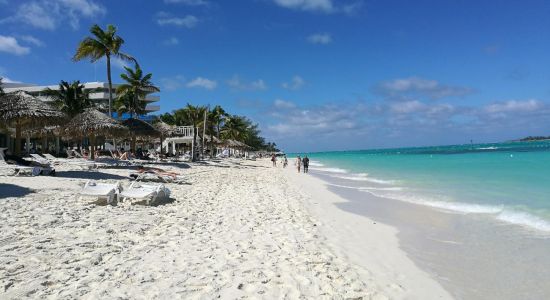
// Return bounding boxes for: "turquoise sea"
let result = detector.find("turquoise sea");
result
[291,141,550,233]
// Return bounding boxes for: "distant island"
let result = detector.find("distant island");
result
[517,136,550,142]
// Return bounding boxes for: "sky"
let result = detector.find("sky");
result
[1,0,550,152]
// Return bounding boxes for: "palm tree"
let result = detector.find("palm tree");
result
[115,64,159,118]
[73,24,135,117]
[221,115,249,141]
[44,80,92,118]
[210,105,227,139]
[181,104,206,160]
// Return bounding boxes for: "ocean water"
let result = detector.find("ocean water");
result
[291,141,550,233]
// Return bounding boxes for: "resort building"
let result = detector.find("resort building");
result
[3,81,161,117]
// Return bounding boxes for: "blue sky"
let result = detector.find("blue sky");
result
[1,0,550,152]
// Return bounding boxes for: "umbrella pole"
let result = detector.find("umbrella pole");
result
[90,134,96,160]
[55,136,60,156]
[131,135,136,153]
[26,135,31,155]
[15,121,21,156]
[42,135,47,153]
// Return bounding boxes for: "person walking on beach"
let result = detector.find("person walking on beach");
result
[283,155,288,168]
[296,155,302,173]
[302,155,310,173]
[271,154,277,167]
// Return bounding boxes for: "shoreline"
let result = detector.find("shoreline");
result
[282,165,452,299]
[299,165,550,299]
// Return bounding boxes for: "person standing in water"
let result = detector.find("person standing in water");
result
[302,155,310,173]
[296,155,302,173]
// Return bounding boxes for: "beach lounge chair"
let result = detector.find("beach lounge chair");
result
[30,153,53,165]
[119,182,170,205]
[79,180,122,204]
[129,171,185,184]
[0,159,35,176]
[0,148,38,176]
[53,152,103,170]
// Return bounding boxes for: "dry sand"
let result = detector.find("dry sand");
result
[0,159,451,299]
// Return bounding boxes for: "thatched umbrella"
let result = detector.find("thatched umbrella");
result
[153,121,174,154]
[122,118,160,152]
[0,91,65,155]
[64,108,128,159]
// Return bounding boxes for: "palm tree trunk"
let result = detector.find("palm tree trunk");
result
[90,134,96,160]
[106,53,113,117]
[15,121,21,156]
[192,128,197,161]
[131,134,136,153]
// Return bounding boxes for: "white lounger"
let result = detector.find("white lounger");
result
[47,153,103,170]
[119,182,170,205]
[79,180,122,204]
[130,172,185,184]
[0,148,36,176]
[0,159,35,176]
[30,154,52,165]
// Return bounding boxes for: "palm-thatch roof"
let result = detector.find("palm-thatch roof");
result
[221,139,251,149]
[153,121,175,136]
[199,134,221,144]
[0,91,65,126]
[123,118,160,137]
[63,108,128,137]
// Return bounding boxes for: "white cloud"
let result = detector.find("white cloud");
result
[263,96,550,150]
[109,57,132,70]
[272,0,363,14]
[164,0,208,5]
[282,75,305,90]
[186,77,217,90]
[374,77,474,100]
[20,35,44,47]
[484,99,542,114]
[0,76,21,83]
[0,35,31,55]
[155,12,198,28]
[273,0,334,13]
[266,102,361,136]
[0,0,105,30]
[307,33,332,44]
[227,75,267,91]
[274,99,296,109]
[159,75,186,91]
[390,100,426,114]
[163,37,180,45]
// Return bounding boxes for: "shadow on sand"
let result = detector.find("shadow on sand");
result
[55,171,129,180]
[0,183,35,199]
[90,196,176,207]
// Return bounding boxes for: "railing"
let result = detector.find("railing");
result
[144,104,160,111]
[174,126,194,137]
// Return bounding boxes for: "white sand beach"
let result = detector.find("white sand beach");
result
[0,159,451,299]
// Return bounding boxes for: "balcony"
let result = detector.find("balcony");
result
[173,126,194,137]
[145,105,160,112]
[88,93,159,102]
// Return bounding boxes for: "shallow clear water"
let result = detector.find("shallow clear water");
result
[290,141,550,232]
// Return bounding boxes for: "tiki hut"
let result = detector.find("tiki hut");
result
[0,91,65,155]
[153,121,174,154]
[122,118,160,152]
[63,108,128,159]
